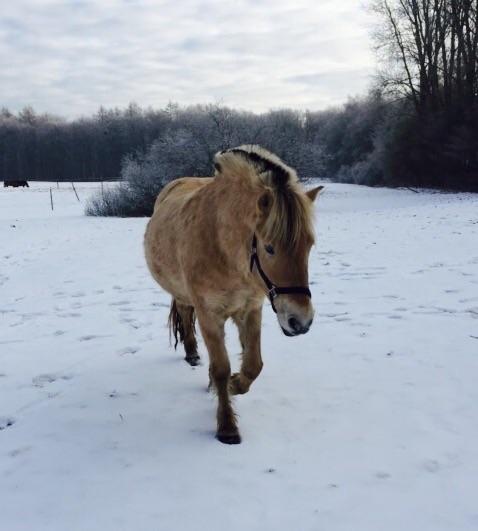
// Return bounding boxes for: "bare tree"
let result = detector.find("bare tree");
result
[372,0,478,114]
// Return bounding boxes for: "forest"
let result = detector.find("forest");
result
[1,0,477,215]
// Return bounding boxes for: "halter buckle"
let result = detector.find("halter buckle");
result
[269,286,278,299]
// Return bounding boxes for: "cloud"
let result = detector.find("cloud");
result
[0,0,376,117]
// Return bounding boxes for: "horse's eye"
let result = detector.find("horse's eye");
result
[264,244,275,255]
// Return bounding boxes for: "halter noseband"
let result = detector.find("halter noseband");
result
[249,234,312,313]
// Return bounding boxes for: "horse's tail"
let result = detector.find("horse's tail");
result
[168,299,196,350]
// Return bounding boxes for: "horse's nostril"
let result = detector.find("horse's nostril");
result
[287,316,312,335]
[288,316,300,332]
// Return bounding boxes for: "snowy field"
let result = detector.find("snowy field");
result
[1,181,478,531]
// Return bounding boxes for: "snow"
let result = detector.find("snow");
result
[1,181,478,531]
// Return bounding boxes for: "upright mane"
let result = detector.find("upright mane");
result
[213,145,315,249]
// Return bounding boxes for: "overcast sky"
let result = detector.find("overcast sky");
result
[1,0,376,118]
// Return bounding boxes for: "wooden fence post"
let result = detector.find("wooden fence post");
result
[71,182,80,202]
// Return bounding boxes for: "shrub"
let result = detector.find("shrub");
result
[85,128,211,217]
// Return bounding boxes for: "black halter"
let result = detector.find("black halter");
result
[249,234,312,313]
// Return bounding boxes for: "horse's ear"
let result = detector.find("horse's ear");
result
[306,185,324,202]
[257,189,273,217]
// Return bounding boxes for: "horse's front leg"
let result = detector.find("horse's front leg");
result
[230,305,263,395]
[195,307,240,444]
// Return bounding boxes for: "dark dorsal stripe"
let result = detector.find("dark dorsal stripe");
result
[224,148,290,187]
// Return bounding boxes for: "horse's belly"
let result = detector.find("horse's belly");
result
[144,211,191,304]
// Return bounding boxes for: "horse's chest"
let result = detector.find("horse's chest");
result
[216,286,262,316]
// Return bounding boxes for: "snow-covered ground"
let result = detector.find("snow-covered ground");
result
[1,181,477,531]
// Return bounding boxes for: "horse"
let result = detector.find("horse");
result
[144,145,323,444]
[4,180,29,187]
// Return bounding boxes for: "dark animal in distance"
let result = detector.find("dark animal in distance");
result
[4,180,29,188]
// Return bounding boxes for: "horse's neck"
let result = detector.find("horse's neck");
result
[214,179,256,277]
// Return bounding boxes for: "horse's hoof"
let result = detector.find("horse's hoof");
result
[216,432,241,445]
[185,354,200,366]
[229,373,248,395]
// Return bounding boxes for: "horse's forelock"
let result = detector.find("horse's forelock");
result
[214,145,314,250]
[262,185,314,250]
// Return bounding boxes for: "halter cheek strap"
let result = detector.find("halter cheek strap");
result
[249,234,312,313]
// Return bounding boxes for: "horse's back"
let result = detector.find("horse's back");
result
[153,177,213,212]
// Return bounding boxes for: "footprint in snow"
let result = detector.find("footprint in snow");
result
[150,302,169,308]
[71,292,86,298]
[9,446,31,457]
[459,296,478,303]
[77,334,113,342]
[32,373,73,388]
[109,300,130,306]
[20,312,45,321]
[78,335,99,341]
[107,390,139,399]
[117,346,140,356]
[423,459,441,473]
[0,417,15,431]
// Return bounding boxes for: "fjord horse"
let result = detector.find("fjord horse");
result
[144,145,322,444]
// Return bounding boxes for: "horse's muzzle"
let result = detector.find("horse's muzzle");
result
[281,327,295,337]
[280,316,312,336]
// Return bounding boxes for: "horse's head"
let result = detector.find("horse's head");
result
[254,183,323,336]
[214,145,323,337]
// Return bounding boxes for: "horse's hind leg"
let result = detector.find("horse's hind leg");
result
[230,305,263,395]
[168,300,200,366]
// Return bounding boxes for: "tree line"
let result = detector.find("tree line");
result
[0,103,174,182]
[2,0,477,209]
[370,0,478,187]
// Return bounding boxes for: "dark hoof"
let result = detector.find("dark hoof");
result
[185,354,200,366]
[229,373,248,395]
[216,432,241,445]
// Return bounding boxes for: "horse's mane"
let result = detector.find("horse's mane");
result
[213,145,314,249]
